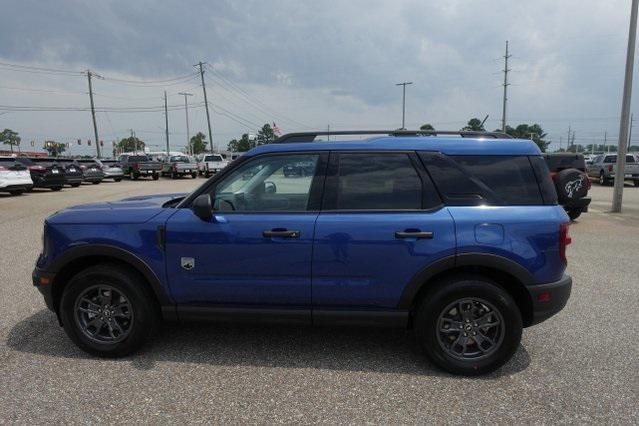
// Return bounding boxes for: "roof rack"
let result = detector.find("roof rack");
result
[274,130,513,144]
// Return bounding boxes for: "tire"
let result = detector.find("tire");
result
[191,173,197,179]
[59,263,160,357]
[132,173,140,181]
[413,275,522,376]
[567,208,582,221]
[71,183,81,188]
[171,172,178,179]
[555,169,588,202]
[114,178,122,182]
[153,173,159,181]
[92,181,100,185]
[9,190,23,195]
[599,171,610,186]
[50,186,62,191]
[205,172,212,178]
[634,180,639,187]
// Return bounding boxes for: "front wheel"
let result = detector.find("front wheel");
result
[59,264,160,357]
[191,172,197,179]
[414,276,522,376]
[634,180,639,187]
[152,173,159,181]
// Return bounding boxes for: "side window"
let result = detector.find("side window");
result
[332,153,423,210]
[604,155,615,163]
[213,154,320,212]
[451,156,543,205]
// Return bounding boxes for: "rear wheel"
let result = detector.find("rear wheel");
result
[51,186,62,191]
[191,172,197,179]
[132,172,139,181]
[114,178,122,182]
[599,171,610,186]
[152,173,159,181]
[414,276,522,376]
[92,181,100,185]
[9,190,23,195]
[60,264,160,357]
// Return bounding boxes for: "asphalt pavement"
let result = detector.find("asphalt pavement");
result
[0,178,637,424]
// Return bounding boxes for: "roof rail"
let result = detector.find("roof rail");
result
[274,130,513,144]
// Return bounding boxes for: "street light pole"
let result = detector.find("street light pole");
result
[612,0,638,213]
[178,92,194,154]
[396,82,413,129]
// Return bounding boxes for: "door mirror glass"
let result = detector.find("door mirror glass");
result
[192,194,213,221]
[264,181,277,194]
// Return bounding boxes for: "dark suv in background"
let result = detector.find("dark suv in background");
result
[15,157,65,191]
[54,159,84,187]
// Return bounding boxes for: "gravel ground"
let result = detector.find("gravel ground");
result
[0,178,637,424]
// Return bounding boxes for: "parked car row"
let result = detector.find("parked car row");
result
[586,153,639,186]
[1,153,238,196]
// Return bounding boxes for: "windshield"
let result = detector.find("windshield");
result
[170,156,191,163]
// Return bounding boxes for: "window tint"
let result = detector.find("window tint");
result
[129,155,149,162]
[530,156,558,204]
[451,156,543,205]
[334,153,422,210]
[214,154,319,212]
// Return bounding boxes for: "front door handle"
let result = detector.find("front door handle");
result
[263,229,300,238]
[395,230,433,239]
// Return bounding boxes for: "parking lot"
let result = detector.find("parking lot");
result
[0,179,637,424]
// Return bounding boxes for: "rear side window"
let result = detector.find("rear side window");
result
[332,153,423,210]
[451,156,543,205]
[420,153,544,205]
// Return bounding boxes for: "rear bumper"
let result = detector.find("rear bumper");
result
[525,274,572,326]
[64,175,84,185]
[0,183,33,192]
[31,174,65,188]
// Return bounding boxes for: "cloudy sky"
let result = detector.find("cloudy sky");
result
[0,0,636,155]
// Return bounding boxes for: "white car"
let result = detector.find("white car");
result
[0,156,33,195]
[198,153,229,177]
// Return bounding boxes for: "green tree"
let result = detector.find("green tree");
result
[116,136,145,153]
[420,123,435,131]
[256,123,276,145]
[502,123,550,152]
[44,140,66,157]
[227,133,255,152]
[462,118,485,131]
[0,128,21,153]
[189,132,208,154]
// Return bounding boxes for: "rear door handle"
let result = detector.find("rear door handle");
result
[263,229,300,238]
[395,231,433,239]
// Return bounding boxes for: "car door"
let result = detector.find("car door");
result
[165,152,327,313]
[312,152,456,313]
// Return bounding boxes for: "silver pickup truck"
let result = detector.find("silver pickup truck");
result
[587,153,639,186]
[161,155,198,179]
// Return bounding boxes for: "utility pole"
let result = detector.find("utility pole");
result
[567,125,572,150]
[613,0,638,212]
[603,131,607,153]
[195,62,214,152]
[327,124,330,142]
[628,113,634,150]
[86,70,101,158]
[501,41,511,133]
[559,136,563,151]
[179,92,194,154]
[164,91,170,157]
[396,81,413,129]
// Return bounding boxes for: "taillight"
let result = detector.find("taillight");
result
[29,165,45,171]
[559,222,572,264]
[549,172,558,180]
[608,165,613,172]
[132,163,139,170]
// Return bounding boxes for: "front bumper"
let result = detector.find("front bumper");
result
[525,274,572,326]
[32,266,56,312]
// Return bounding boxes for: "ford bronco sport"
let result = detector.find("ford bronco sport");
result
[32,130,572,376]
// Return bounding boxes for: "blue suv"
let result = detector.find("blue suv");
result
[32,130,572,375]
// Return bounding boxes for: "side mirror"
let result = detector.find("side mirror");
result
[192,194,213,221]
[264,181,277,194]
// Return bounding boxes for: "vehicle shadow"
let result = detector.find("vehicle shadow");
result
[7,309,531,378]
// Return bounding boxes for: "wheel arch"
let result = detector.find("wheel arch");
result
[399,253,535,327]
[49,245,174,320]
